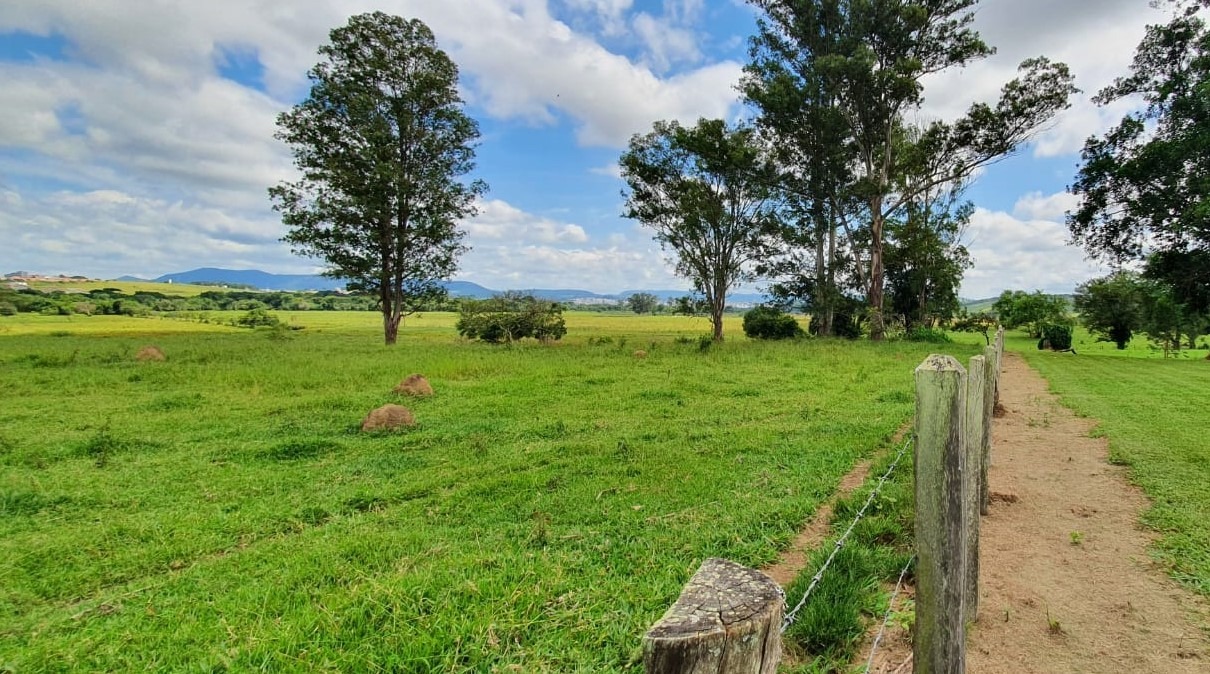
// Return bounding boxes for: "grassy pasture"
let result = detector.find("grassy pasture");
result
[1005,330,1210,597]
[0,312,978,671]
[23,280,231,296]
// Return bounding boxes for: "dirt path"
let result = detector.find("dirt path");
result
[964,351,1209,673]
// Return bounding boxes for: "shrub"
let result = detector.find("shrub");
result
[0,301,18,316]
[1038,323,1074,351]
[904,327,952,343]
[743,306,805,340]
[457,294,566,343]
[235,308,281,328]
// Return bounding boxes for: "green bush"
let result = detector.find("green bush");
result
[457,294,566,343]
[904,327,952,343]
[235,308,282,328]
[1038,323,1074,351]
[0,301,16,316]
[743,306,805,340]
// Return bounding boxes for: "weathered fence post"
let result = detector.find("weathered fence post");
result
[643,558,783,674]
[979,346,996,516]
[914,355,967,674]
[963,355,986,623]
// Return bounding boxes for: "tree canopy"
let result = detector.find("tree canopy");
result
[744,0,1076,339]
[620,119,780,341]
[270,12,485,345]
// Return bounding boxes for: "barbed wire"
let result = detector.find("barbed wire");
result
[782,434,914,632]
[864,554,916,673]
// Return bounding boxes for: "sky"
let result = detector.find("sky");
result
[0,0,1168,298]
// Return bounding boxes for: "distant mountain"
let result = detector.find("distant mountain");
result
[124,268,765,304]
[114,275,149,282]
[153,268,345,291]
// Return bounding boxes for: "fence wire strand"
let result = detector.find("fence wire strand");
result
[782,435,914,632]
[863,554,915,673]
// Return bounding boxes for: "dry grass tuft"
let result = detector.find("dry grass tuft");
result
[393,374,434,397]
[632,350,647,359]
[135,345,166,362]
[361,404,415,432]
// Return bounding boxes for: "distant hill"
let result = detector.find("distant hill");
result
[110,268,770,305]
[153,268,346,291]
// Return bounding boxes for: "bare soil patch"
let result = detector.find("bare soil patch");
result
[859,352,1209,673]
[966,352,1208,672]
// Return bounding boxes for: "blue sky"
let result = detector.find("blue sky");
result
[0,0,1163,297]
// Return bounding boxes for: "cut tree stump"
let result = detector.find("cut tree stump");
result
[643,558,783,674]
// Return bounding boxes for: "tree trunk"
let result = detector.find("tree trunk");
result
[711,300,725,342]
[383,312,401,345]
[868,200,886,341]
[824,218,836,335]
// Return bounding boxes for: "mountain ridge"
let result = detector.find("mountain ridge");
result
[117,268,768,304]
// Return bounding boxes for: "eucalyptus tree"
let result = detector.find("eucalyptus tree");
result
[270,12,486,345]
[1069,0,1210,320]
[745,0,1077,339]
[620,119,782,341]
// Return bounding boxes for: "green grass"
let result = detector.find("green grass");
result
[0,311,977,671]
[1006,330,1210,597]
[24,280,232,296]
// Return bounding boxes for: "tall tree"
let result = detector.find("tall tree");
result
[1068,0,1210,320]
[884,184,973,331]
[620,119,780,341]
[270,13,486,345]
[1073,271,1145,350]
[626,292,660,314]
[745,0,1076,339]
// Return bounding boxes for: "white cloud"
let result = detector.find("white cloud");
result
[961,201,1108,299]
[918,0,1158,157]
[1011,191,1080,222]
[466,199,590,244]
[632,12,702,73]
[455,198,686,292]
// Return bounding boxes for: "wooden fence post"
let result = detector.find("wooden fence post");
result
[963,355,986,624]
[980,346,996,516]
[643,558,782,674]
[914,355,967,674]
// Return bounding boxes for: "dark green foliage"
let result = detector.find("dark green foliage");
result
[810,296,865,339]
[744,0,1076,339]
[235,308,282,328]
[1038,323,1074,351]
[625,292,659,314]
[1069,1,1210,311]
[904,327,952,344]
[952,310,998,345]
[620,118,781,342]
[270,12,486,345]
[742,305,805,340]
[993,290,1071,338]
[0,300,16,316]
[884,195,973,331]
[456,294,566,343]
[1074,272,1144,349]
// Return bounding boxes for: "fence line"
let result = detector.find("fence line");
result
[864,554,916,673]
[782,434,914,631]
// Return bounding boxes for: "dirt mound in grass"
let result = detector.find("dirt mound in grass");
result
[393,374,433,397]
[633,349,647,359]
[135,345,166,362]
[361,404,415,432]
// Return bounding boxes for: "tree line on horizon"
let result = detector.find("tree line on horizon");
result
[265,2,1210,347]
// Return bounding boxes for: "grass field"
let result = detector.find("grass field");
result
[23,280,232,296]
[1005,330,1210,597]
[0,311,978,672]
